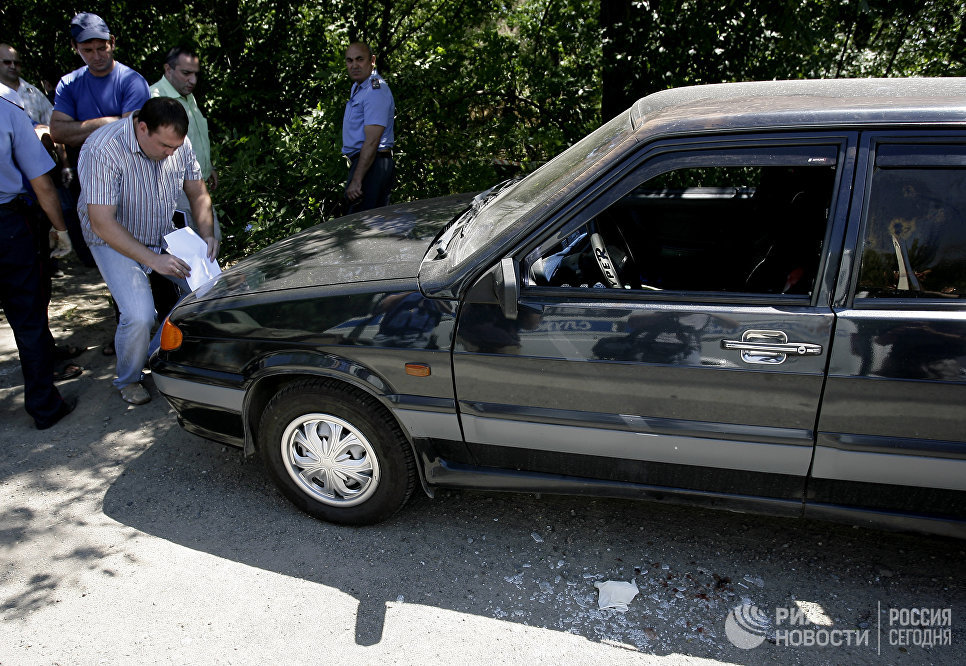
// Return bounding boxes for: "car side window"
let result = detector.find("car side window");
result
[524,159,837,297]
[856,144,966,299]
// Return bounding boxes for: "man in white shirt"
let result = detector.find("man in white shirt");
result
[0,44,54,126]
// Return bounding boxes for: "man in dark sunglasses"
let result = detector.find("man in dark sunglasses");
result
[0,44,53,128]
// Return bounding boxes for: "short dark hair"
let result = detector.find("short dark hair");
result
[164,45,198,69]
[138,97,188,136]
[348,41,373,58]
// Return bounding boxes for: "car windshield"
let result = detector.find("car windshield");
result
[450,109,636,266]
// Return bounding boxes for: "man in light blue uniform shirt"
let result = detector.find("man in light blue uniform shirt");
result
[0,96,76,428]
[342,42,395,214]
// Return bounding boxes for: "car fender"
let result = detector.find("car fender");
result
[241,349,405,456]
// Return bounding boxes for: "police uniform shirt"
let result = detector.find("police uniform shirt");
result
[1,98,55,203]
[342,71,395,156]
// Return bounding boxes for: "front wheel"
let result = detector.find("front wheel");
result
[258,379,416,525]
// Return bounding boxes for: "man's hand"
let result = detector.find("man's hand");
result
[183,178,218,254]
[207,169,218,191]
[150,252,193,280]
[346,177,364,202]
[49,229,73,258]
[204,235,219,263]
[346,124,385,203]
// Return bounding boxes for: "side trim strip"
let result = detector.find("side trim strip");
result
[461,414,813,475]
[153,374,244,413]
[811,445,966,491]
[394,408,463,440]
[819,432,966,460]
[462,401,814,446]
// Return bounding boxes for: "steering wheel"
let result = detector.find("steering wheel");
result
[590,231,622,289]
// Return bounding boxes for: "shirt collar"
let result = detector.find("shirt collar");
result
[123,114,143,155]
[0,82,24,109]
[351,69,383,95]
[154,75,191,102]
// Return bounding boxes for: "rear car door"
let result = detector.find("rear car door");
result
[811,134,966,535]
[453,134,856,513]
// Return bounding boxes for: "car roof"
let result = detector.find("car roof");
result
[632,78,966,138]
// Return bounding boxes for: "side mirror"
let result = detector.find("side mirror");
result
[495,257,518,320]
[464,257,519,320]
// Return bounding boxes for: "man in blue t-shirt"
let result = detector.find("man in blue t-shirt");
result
[49,12,151,345]
[50,13,149,153]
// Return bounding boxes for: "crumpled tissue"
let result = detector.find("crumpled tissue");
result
[594,580,640,612]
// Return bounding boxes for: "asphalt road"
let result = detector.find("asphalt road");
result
[0,261,962,665]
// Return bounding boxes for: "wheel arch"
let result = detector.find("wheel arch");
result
[239,354,430,495]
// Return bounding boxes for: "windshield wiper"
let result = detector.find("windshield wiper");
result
[430,178,520,259]
[473,177,520,211]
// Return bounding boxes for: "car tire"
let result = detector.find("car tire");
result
[258,379,416,525]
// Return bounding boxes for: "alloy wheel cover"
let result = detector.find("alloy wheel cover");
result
[280,413,380,507]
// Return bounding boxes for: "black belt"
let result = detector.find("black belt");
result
[0,197,27,213]
[348,150,393,160]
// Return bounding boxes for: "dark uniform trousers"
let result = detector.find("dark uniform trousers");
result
[0,203,64,424]
[345,151,395,214]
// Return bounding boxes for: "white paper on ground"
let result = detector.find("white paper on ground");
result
[594,580,640,612]
[163,226,221,291]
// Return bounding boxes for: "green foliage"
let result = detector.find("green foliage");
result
[2,0,963,262]
[601,0,966,116]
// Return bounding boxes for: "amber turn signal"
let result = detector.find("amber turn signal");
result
[159,319,184,351]
[405,363,431,377]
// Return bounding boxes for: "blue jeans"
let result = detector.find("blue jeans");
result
[90,244,188,389]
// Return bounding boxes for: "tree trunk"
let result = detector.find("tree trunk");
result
[600,0,634,120]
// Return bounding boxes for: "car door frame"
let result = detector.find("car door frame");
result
[451,131,859,515]
[809,129,966,537]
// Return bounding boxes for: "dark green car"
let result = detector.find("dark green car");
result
[151,78,966,535]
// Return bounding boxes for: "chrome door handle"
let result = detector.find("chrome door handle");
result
[721,340,824,355]
[721,330,823,365]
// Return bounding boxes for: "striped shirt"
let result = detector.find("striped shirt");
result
[78,115,201,248]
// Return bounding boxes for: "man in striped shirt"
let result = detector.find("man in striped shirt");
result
[78,97,218,405]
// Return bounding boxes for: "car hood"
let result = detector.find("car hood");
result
[187,193,474,303]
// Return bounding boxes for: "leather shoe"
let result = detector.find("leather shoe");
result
[119,383,151,405]
[35,396,78,430]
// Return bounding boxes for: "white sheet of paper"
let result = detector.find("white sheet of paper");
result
[163,227,221,291]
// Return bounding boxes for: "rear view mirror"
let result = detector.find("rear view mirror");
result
[464,257,519,320]
[495,257,519,320]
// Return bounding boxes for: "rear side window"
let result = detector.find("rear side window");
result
[857,145,966,299]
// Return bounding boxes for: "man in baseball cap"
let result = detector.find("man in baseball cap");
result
[69,12,112,43]
[50,12,151,355]
[50,12,149,152]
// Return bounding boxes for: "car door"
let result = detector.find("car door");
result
[810,134,966,534]
[452,135,856,513]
